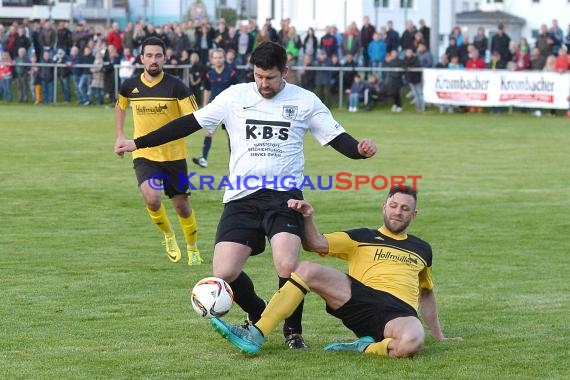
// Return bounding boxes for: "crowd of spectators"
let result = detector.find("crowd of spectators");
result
[0,15,569,115]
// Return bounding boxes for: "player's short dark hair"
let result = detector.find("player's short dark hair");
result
[141,37,166,55]
[250,41,287,72]
[388,184,417,202]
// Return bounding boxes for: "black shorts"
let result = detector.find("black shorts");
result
[133,158,191,198]
[215,189,304,255]
[326,276,418,341]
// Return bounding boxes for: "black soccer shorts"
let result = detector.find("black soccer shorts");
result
[326,275,418,341]
[215,189,304,255]
[133,158,191,198]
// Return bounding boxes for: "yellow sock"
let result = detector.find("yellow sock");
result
[178,210,198,246]
[255,272,309,337]
[364,338,393,356]
[147,204,173,236]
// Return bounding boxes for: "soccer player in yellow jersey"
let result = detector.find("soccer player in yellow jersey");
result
[114,37,203,265]
[210,185,462,356]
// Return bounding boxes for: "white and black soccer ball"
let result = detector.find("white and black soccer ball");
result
[191,277,234,318]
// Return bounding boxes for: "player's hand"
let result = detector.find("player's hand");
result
[287,199,314,217]
[114,137,125,158]
[358,138,377,158]
[114,137,126,158]
[114,139,137,157]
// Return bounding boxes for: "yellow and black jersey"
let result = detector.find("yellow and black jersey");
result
[117,72,199,162]
[324,226,433,311]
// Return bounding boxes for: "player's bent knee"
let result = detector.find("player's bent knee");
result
[294,261,320,284]
[212,264,242,283]
[145,199,162,211]
[212,270,241,283]
[394,334,424,358]
[173,203,191,217]
[294,261,312,275]
[274,261,298,277]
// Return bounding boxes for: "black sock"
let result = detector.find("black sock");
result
[228,271,265,323]
[281,276,304,336]
[202,136,212,159]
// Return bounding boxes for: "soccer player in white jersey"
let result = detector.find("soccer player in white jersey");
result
[115,41,377,349]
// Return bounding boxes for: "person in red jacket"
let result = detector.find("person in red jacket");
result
[554,46,569,72]
[465,46,486,112]
[106,22,123,52]
[0,51,14,102]
[465,45,486,69]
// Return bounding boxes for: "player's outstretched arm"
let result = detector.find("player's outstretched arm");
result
[135,113,203,149]
[287,199,329,255]
[328,133,377,159]
[130,113,204,152]
[419,288,463,342]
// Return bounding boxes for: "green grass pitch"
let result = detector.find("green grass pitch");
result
[1,104,569,379]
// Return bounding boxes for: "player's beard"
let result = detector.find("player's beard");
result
[147,65,162,77]
[258,85,276,99]
[383,214,410,235]
[257,79,284,99]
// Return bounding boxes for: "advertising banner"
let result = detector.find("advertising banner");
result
[423,69,570,109]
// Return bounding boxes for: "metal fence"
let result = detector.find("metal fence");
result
[1,61,416,109]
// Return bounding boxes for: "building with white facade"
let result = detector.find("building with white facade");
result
[455,0,570,45]
[127,0,247,26]
[0,0,127,26]
[0,0,252,27]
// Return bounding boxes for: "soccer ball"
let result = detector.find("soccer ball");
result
[191,277,234,318]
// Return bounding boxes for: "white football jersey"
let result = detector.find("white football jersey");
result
[193,81,346,203]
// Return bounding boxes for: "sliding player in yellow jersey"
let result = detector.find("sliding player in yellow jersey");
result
[114,37,202,265]
[210,185,462,356]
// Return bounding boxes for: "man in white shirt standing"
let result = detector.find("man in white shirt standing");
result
[115,41,377,349]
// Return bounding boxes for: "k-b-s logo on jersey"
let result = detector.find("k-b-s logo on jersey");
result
[245,119,290,141]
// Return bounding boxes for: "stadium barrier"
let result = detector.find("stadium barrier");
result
[423,69,570,109]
